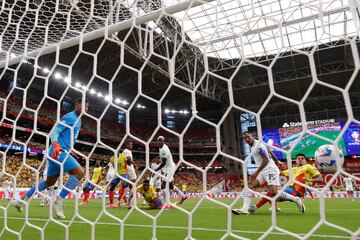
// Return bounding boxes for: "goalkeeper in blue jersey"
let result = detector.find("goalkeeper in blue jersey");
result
[12,98,88,219]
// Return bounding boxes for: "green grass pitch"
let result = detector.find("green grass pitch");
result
[0,198,359,239]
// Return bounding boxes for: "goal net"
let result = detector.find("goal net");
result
[0,0,360,239]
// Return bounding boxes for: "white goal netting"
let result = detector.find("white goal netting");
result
[0,0,360,239]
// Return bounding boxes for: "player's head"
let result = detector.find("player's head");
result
[242,131,255,145]
[95,160,100,167]
[126,141,133,150]
[143,178,150,191]
[75,98,89,114]
[157,136,165,147]
[295,153,307,166]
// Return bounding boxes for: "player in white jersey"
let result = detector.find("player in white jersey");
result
[106,162,115,183]
[154,136,187,205]
[232,132,305,215]
[344,176,354,201]
[115,141,138,207]
[3,179,12,200]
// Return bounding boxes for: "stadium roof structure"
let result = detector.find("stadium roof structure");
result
[0,0,359,123]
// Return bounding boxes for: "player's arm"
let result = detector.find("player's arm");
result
[303,165,323,184]
[268,149,283,167]
[249,150,269,182]
[131,159,138,170]
[154,159,166,172]
[49,115,72,158]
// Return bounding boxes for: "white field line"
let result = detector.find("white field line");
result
[2,216,353,239]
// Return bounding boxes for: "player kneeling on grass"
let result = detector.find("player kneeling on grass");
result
[127,179,166,210]
[232,132,305,216]
[249,153,323,213]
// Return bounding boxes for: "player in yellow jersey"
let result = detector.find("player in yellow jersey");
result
[181,184,187,195]
[127,179,166,210]
[249,153,323,213]
[107,148,130,208]
[281,153,323,197]
[80,161,103,205]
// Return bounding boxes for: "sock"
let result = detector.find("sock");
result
[173,186,185,198]
[242,191,252,210]
[118,188,125,202]
[83,192,88,202]
[123,194,127,204]
[109,191,114,204]
[279,191,298,202]
[25,180,48,199]
[59,175,80,199]
[255,192,273,209]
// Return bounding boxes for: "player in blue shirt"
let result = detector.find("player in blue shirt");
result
[12,98,88,219]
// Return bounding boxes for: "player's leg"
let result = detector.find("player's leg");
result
[232,178,261,215]
[12,155,60,212]
[5,189,10,200]
[107,178,120,207]
[348,190,354,201]
[169,182,187,205]
[40,188,48,207]
[53,152,84,219]
[277,185,305,212]
[115,174,129,207]
[80,183,90,205]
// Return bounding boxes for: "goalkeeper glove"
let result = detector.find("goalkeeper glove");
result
[51,141,62,159]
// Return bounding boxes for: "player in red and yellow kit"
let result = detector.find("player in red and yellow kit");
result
[282,153,323,197]
[107,150,129,208]
[127,179,164,209]
[80,161,103,205]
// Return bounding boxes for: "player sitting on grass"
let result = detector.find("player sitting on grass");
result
[127,179,169,210]
[80,160,103,205]
[143,158,163,206]
[12,98,88,219]
[107,147,130,208]
[249,153,323,213]
[232,132,305,216]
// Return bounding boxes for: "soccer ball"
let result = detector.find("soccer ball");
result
[314,144,344,172]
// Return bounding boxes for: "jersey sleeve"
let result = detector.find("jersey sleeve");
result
[283,169,289,177]
[258,145,267,156]
[307,164,320,177]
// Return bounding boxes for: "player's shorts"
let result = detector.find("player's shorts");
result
[83,182,94,191]
[47,147,80,177]
[110,174,129,187]
[149,198,163,209]
[127,167,137,181]
[256,166,280,186]
[106,171,115,183]
[162,167,175,182]
[150,177,162,189]
[346,186,354,192]
[284,186,302,197]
